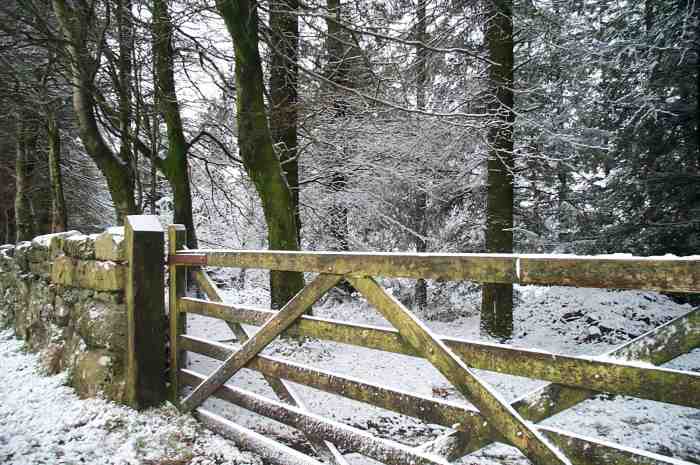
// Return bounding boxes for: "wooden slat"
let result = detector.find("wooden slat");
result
[349,276,571,465]
[196,408,324,465]
[180,334,482,429]
[183,334,696,465]
[181,369,450,465]
[191,269,349,465]
[179,273,342,412]
[179,296,700,408]
[421,308,700,460]
[538,425,695,465]
[519,256,700,293]
[168,225,187,405]
[171,249,700,292]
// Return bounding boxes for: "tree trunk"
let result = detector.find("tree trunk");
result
[481,0,515,340]
[14,111,36,242]
[47,110,67,232]
[269,0,301,241]
[152,0,197,247]
[217,0,304,310]
[52,0,137,225]
[414,0,428,313]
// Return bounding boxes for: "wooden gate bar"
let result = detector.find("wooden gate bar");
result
[180,333,482,428]
[181,369,450,465]
[179,296,700,408]
[349,276,572,465]
[171,250,700,292]
[182,336,691,465]
[191,269,349,465]
[179,273,342,412]
[196,408,324,465]
[421,307,700,461]
[182,334,694,465]
[538,425,696,465]
[168,225,187,404]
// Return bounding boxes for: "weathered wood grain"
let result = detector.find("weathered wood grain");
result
[168,224,187,404]
[349,276,571,465]
[519,256,700,293]
[125,215,167,409]
[171,250,700,292]
[180,333,482,429]
[179,273,342,412]
[181,369,450,465]
[422,307,700,461]
[539,425,696,465]
[179,296,700,408]
[182,334,695,465]
[196,408,324,465]
[191,269,349,465]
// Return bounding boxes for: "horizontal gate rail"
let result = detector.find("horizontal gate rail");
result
[185,370,697,465]
[179,296,700,408]
[191,269,349,465]
[196,408,324,465]
[180,274,342,412]
[421,307,700,461]
[166,229,700,465]
[181,319,700,465]
[180,333,483,429]
[170,249,700,293]
[181,369,450,465]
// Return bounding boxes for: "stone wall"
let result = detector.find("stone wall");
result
[0,228,129,402]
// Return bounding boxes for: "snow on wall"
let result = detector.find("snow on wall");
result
[0,228,131,403]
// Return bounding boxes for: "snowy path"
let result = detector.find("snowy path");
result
[0,330,261,465]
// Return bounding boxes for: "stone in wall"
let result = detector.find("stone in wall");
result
[95,227,126,262]
[0,228,130,404]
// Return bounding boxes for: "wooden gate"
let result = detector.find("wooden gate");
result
[167,225,700,465]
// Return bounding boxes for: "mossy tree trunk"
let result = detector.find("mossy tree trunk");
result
[269,0,301,241]
[152,0,197,248]
[14,110,37,242]
[47,109,67,232]
[481,0,515,339]
[52,0,137,225]
[217,0,304,310]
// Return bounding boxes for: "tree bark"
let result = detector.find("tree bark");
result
[14,111,36,242]
[47,110,67,232]
[481,0,514,339]
[152,0,197,247]
[217,0,304,310]
[52,0,137,224]
[414,0,428,313]
[269,0,301,241]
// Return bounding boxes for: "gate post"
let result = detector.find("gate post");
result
[168,224,187,405]
[125,215,167,409]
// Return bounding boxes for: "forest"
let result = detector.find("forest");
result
[0,0,697,339]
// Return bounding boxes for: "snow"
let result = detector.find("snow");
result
[0,330,261,465]
[2,279,699,465]
[186,279,700,464]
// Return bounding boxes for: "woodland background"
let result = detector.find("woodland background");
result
[0,0,697,339]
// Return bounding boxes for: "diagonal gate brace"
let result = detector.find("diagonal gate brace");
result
[349,276,572,465]
[192,269,349,465]
[180,273,343,412]
[420,305,700,462]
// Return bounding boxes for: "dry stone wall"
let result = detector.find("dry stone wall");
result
[0,228,130,402]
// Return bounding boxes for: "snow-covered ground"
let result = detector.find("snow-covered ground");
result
[0,330,261,465]
[187,278,700,464]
